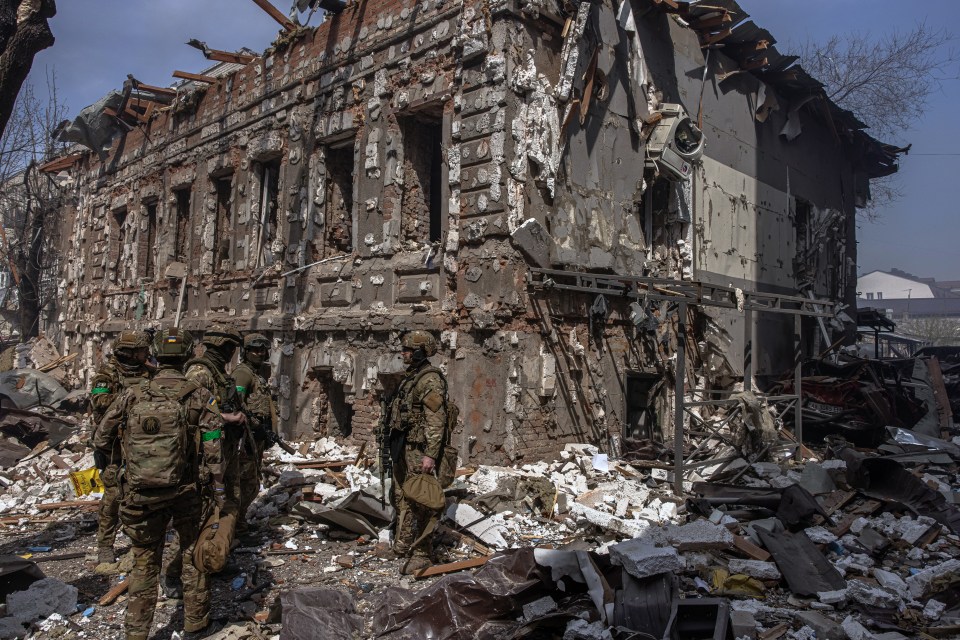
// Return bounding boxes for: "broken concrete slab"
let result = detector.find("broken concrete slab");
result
[906,558,960,599]
[522,595,558,621]
[445,502,508,549]
[665,519,734,551]
[509,218,555,268]
[795,611,844,640]
[608,540,680,579]
[729,609,758,640]
[727,559,780,581]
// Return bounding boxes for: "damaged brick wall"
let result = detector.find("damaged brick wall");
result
[46,0,887,464]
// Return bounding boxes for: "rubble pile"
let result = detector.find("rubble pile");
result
[0,357,959,639]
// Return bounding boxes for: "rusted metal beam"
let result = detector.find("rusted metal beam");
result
[251,0,297,31]
[173,70,217,84]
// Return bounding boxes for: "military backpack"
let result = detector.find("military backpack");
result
[122,379,198,490]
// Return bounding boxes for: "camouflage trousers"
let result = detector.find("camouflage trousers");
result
[96,465,120,550]
[392,446,442,558]
[237,437,266,529]
[120,490,208,640]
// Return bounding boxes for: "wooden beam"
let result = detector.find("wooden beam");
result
[732,535,770,561]
[37,153,84,173]
[691,12,731,30]
[131,82,177,97]
[251,0,297,31]
[38,500,99,511]
[173,70,217,84]
[699,28,732,48]
[206,50,258,65]
[99,580,129,606]
[414,554,492,579]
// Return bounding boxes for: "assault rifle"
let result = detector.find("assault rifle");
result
[377,394,392,509]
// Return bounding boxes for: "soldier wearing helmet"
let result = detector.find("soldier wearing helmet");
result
[232,333,277,532]
[383,330,450,575]
[162,324,245,595]
[94,327,225,640]
[89,329,153,568]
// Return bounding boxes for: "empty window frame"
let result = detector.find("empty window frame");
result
[140,200,158,279]
[254,159,281,268]
[398,114,443,243]
[110,207,128,281]
[173,187,191,265]
[324,141,354,254]
[214,175,233,271]
[625,373,661,442]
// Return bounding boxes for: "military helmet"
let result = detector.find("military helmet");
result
[153,327,194,360]
[243,333,270,350]
[202,324,242,349]
[115,330,151,351]
[401,330,437,357]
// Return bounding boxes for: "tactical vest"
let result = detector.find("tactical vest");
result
[389,366,459,442]
[90,361,149,421]
[233,362,273,420]
[122,379,198,491]
[185,355,236,409]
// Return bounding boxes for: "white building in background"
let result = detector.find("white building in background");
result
[858,269,937,302]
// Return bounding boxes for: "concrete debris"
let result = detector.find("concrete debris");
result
[727,560,781,581]
[608,539,680,579]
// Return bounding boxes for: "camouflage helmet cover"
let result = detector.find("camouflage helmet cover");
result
[243,333,270,350]
[153,327,194,360]
[401,330,437,357]
[202,323,242,349]
[115,330,151,351]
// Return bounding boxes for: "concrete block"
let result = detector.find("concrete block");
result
[729,610,757,639]
[847,579,901,609]
[840,615,876,640]
[608,539,681,579]
[907,558,960,599]
[396,273,439,302]
[510,218,554,268]
[795,611,844,640]
[727,559,781,581]
[445,502,508,549]
[6,578,78,624]
[318,280,352,306]
[666,519,734,550]
[923,599,946,621]
[816,588,849,606]
[871,569,908,599]
[522,595,557,620]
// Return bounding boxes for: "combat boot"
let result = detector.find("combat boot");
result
[183,619,225,640]
[161,573,183,599]
[96,546,116,565]
[400,555,431,575]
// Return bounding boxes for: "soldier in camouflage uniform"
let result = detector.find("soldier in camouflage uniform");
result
[233,333,276,532]
[385,330,449,575]
[89,330,152,566]
[94,328,226,640]
[160,324,245,593]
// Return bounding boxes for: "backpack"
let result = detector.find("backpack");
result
[122,379,198,491]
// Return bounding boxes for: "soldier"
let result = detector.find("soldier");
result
[232,333,276,533]
[161,324,244,594]
[93,327,225,640]
[89,329,152,567]
[384,330,451,575]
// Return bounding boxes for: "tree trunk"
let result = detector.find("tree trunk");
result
[0,0,56,139]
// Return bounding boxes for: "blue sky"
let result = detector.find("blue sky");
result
[26,0,960,281]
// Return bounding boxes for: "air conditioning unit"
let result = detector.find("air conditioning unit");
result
[645,104,705,181]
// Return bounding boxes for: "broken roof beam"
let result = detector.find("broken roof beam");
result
[128,80,176,98]
[37,153,84,174]
[187,39,258,65]
[699,27,732,48]
[251,0,297,31]
[690,11,732,31]
[173,70,218,84]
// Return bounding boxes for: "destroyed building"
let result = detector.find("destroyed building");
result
[39,0,902,463]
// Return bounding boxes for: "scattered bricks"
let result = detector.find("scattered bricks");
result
[335,555,354,568]
[840,615,875,640]
[727,560,781,581]
[522,595,557,621]
[665,519,734,551]
[608,540,681,579]
[729,610,758,640]
[906,558,960,599]
[871,569,908,599]
[923,599,946,620]
[846,579,901,609]
[816,588,849,606]
[794,611,845,640]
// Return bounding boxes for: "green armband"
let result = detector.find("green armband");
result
[236,385,246,393]
[91,386,110,395]
[202,429,222,442]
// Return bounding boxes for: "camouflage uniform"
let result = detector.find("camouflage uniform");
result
[233,357,275,524]
[386,359,449,562]
[95,367,225,640]
[90,349,151,562]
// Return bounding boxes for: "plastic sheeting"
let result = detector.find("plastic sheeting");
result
[0,369,68,409]
[280,588,363,640]
[373,548,549,640]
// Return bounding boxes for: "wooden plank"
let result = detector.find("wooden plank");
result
[38,500,99,511]
[173,70,217,83]
[437,525,493,556]
[733,535,770,561]
[250,0,297,31]
[821,490,857,517]
[34,551,86,563]
[206,50,257,65]
[759,623,789,640]
[414,555,492,579]
[778,428,818,460]
[99,580,129,606]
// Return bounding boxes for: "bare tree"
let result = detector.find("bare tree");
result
[0,0,57,139]
[0,72,68,339]
[899,316,960,347]
[798,23,958,216]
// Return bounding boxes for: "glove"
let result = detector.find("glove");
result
[93,450,108,471]
[214,486,226,509]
